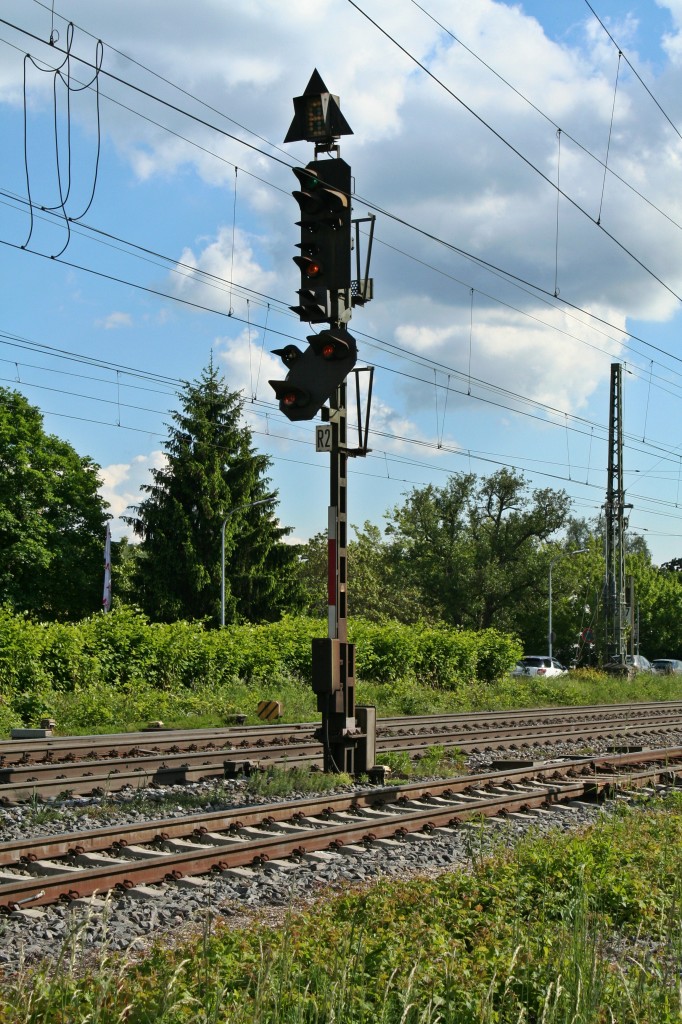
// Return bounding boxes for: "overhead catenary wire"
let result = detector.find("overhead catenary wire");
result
[6,211,682,480]
[5,9,682,317]
[7,348,682,540]
[345,0,682,306]
[3,9,679,552]
[408,0,682,235]
[5,170,682,454]
[8,343,682,522]
[4,17,682,387]
[584,0,682,142]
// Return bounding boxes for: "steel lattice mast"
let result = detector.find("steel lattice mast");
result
[604,363,629,662]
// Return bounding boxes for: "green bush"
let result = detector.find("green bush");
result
[0,606,524,733]
[474,628,524,683]
[0,606,50,691]
[350,619,419,683]
[412,626,477,687]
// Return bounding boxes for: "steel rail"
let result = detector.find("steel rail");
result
[5,712,680,783]
[3,708,682,803]
[4,701,682,766]
[1,748,681,912]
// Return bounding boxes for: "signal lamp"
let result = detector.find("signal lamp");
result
[293,255,323,279]
[272,344,303,368]
[290,288,329,324]
[290,158,352,321]
[269,328,357,422]
[309,327,356,362]
[284,70,353,148]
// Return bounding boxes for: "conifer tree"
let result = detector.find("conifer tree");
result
[124,359,300,624]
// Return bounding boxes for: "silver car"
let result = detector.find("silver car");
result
[625,655,652,672]
[651,659,682,675]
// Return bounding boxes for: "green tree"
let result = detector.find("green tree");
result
[516,540,600,664]
[110,537,143,606]
[0,387,109,619]
[124,360,301,624]
[349,521,432,622]
[292,531,327,618]
[386,469,571,632]
[624,551,682,660]
[292,522,433,623]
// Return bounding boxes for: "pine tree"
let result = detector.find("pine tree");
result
[124,359,301,624]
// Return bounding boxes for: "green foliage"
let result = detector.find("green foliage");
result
[245,764,353,798]
[124,358,301,625]
[377,745,466,778]
[0,607,525,733]
[351,618,419,684]
[0,388,109,620]
[6,605,682,737]
[386,469,571,633]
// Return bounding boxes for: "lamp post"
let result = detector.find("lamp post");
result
[221,497,271,627]
[548,548,588,660]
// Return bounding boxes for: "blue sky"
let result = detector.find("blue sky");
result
[2,0,682,565]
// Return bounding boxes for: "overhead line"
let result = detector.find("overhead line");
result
[6,224,682,473]
[345,0,682,306]
[584,0,682,141]
[409,0,682,233]
[5,11,682,331]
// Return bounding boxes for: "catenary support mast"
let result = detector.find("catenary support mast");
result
[604,363,631,662]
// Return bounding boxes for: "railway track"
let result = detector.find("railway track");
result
[1,747,680,914]
[5,700,682,764]
[2,700,682,802]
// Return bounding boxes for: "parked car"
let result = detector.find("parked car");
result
[625,654,652,672]
[604,653,652,677]
[511,656,568,678]
[651,659,682,675]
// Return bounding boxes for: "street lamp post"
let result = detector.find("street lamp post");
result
[221,497,271,627]
[548,548,588,661]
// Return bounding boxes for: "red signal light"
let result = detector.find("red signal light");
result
[293,255,324,279]
[321,342,336,359]
[282,392,298,407]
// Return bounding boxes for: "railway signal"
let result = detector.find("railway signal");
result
[291,158,352,324]
[270,328,357,421]
[277,71,376,776]
[283,68,353,149]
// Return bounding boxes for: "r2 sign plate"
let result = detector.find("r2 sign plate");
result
[315,425,332,452]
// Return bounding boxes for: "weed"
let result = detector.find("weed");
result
[376,745,466,780]
[245,764,353,798]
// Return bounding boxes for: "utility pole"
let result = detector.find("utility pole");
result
[603,363,631,663]
[271,71,376,773]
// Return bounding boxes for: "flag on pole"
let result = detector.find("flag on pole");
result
[102,523,112,613]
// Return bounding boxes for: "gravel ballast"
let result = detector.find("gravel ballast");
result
[0,730,680,976]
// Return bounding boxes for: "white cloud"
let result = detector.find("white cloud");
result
[173,226,279,312]
[99,451,166,540]
[97,311,133,330]
[5,0,682,561]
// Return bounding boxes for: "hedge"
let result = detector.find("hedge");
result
[0,605,522,705]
